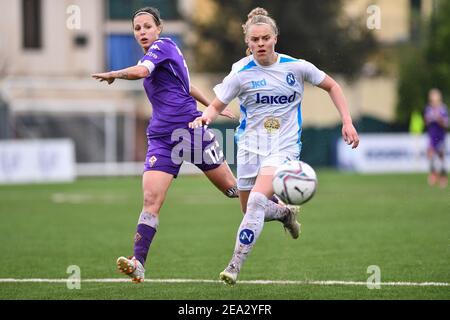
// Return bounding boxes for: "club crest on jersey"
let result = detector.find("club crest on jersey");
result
[263,117,281,134]
[148,156,157,167]
[286,72,296,86]
[256,92,296,104]
[239,229,255,245]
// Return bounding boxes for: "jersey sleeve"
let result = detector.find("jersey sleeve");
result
[424,106,433,123]
[442,105,449,126]
[295,60,326,86]
[137,40,169,76]
[213,71,241,105]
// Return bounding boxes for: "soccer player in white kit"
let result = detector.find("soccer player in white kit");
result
[190,7,360,285]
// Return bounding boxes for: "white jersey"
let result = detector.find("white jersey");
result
[214,53,326,156]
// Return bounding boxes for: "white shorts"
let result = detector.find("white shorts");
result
[236,147,300,191]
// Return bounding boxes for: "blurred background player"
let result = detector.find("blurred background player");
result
[92,6,299,283]
[424,88,449,188]
[190,7,360,285]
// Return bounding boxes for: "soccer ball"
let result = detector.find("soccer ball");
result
[272,160,318,205]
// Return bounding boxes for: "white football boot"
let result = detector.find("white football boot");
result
[281,205,301,239]
[116,256,145,283]
[219,263,240,286]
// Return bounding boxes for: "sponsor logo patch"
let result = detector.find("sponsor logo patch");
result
[256,92,296,104]
[150,44,161,51]
[251,79,267,89]
[147,52,158,59]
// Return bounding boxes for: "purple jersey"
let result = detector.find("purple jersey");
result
[137,38,201,138]
[424,104,448,146]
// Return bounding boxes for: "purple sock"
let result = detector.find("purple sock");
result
[133,224,157,266]
[270,195,280,204]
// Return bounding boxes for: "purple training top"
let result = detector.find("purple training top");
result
[424,104,449,148]
[137,38,201,138]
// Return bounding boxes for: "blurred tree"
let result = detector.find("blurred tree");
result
[396,0,450,125]
[396,48,429,125]
[190,0,376,77]
[426,0,450,103]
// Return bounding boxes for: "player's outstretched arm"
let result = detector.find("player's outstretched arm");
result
[190,85,236,120]
[190,84,210,107]
[219,107,236,120]
[318,75,360,149]
[92,65,149,84]
[437,113,449,129]
[189,98,228,128]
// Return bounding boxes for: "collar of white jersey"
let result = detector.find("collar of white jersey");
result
[252,53,281,68]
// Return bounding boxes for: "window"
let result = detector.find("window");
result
[22,0,42,49]
[107,0,180,20]
[410,0,421,10]
[106,33,182,70]
[410,0,422,43]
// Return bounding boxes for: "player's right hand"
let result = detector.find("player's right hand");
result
[92,72,115,85]
[342,122,360,149]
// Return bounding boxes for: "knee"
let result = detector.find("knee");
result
[247,192,267,212]
[143,190,164,211]
[244,192,267,223]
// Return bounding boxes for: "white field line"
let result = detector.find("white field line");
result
[0,278,448,287]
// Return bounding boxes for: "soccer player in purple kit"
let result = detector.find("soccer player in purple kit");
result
[424,88,448,188]
[92,7,299,283]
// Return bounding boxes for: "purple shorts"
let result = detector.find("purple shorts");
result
[429,136,445,153]
[144,126,223,177]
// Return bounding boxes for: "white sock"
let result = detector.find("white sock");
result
[264,199,289,222]
[138,211,159,229]
[436,156,445,174]
[430,154,438,172]
[229,192,267,272]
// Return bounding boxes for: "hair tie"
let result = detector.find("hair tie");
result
[134,11,153,17]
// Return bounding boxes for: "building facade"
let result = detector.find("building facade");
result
[0,0,440,167]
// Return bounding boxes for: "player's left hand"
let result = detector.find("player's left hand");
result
[189,115,211,129]
[92,72,115,85]
[342,122,359,149]
[219,107,236,120]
